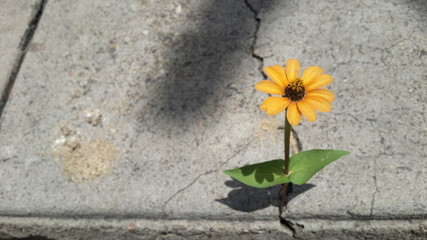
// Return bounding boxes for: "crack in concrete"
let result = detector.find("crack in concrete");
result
[278,128,303,235]
[0,157,13,162]
[244,0,266,78]
[280,217,304,238]
[370,158,379,217]
[244,0,304,156]
[161,138,255,212]
[291,130,302,153]
[0,0,48,122]
[243,2,306,232]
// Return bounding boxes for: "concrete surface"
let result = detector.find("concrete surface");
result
[0,0,426,239]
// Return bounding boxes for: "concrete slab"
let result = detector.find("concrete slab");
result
[0,0,426,239]
[0,0,283,223]
[0,0,42,106]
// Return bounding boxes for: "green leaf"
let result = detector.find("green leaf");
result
[223,159,290,188]
[288,149,350,185]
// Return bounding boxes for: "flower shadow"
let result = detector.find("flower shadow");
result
[138,0,278,131]
[217,179,316,212]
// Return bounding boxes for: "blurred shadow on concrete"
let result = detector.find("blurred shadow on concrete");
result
[287,182,316,203]
[216,179,281,212]
[217,179,315,212]
[145,0,278,129]
[411,0,427,18]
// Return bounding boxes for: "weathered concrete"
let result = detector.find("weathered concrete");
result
[0,0,280,223]
[0,0,42,108]
[0,0,426,239]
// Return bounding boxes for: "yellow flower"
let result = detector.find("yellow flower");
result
[255,59,334,126]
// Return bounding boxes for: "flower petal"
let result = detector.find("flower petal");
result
[260,97,291,116]
[305,74,333,92]
[306,89,335,102]
[264,65,288,89]
[297,99,317,122]
[287,102,301,126]
[255,80,284,95]
[301,66,323,86]
[304,96,332,112]
[285,59,300,82]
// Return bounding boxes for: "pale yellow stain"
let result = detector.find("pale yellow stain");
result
[52,123,117,183]
[62,139,117,183]
[255,117,278,143]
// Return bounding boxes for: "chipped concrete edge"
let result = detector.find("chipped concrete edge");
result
[1,216,427,240]
[289,218,427,239]
[0,216,292,240]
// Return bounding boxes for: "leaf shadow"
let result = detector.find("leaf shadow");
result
[217,179,316,212]
[216,179,280,212]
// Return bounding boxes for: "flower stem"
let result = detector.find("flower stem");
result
[284,114,291,174]
[279,112,292,216]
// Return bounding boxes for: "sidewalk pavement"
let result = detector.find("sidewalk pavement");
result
[0,0,426,239]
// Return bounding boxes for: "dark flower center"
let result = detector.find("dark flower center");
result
[283,78,305,101]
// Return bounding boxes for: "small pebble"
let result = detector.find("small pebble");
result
[85,109,102,126]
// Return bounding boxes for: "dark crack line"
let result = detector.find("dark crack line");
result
[245,0,306,156]
[0,0,48,122]
[280,217,305,239]
[244,0,304,227]
[291,129,302,153]
[244,0,266,78]
[161,138,255,211]
[1,157,13,162]
[370,158,379,216]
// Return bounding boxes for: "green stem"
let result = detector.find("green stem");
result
[279,111,292,216]
[284,114,291,174]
